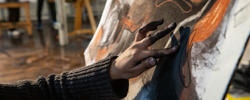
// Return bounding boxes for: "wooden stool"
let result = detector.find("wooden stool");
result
[68,0,97,36]
[0,2,32,36]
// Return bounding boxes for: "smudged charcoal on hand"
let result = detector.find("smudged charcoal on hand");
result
[155,49,173,57]
[147,46,178,58]
[139,19,164,34]
[148,23,177,44]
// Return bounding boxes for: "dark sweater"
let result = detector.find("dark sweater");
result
[0,56,129,100]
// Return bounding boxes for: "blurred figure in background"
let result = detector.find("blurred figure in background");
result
[37,0,57,30]
[37,0,58,49]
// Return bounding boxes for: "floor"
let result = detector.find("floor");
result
[0,20,92,84]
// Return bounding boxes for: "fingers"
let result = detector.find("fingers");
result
[135,19,164,42]
[140,23,177,48]
[137,46,178,61]
[130,57,157,77]
[128,46,178,78]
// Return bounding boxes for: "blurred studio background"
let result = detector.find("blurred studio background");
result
[0,0,105,83]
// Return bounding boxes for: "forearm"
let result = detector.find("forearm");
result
[0,56,128,100]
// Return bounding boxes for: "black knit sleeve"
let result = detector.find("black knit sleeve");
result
[0,56,129,100]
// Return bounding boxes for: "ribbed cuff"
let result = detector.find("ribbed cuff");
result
[50,56,129,100]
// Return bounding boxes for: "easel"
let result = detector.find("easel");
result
[68,0,97,36]
[0,2,32,36]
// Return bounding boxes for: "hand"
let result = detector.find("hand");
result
[110,19,178,80]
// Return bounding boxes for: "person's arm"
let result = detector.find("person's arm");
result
[0,56,128,100]
[0,19,177,100]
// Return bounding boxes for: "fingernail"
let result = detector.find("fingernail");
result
[168,22,177,29]
[148,57,156,66]
[172,46,178,50]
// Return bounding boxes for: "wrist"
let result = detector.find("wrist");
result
[110,59,120,80]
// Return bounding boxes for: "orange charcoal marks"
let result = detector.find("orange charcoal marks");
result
[121,17,142,32]
[123,17,133,28]
[96,47,108,61]
[187,0,230,50]
[90,26,107,62]
[96,44,115,61]
[93,26,104,46]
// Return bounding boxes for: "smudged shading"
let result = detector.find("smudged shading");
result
[135,27,191,100]
[154,27,191,100]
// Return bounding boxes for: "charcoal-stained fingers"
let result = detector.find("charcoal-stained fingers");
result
[135,19,164,42]
[137,46,178,61]
[140,23,177,48]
